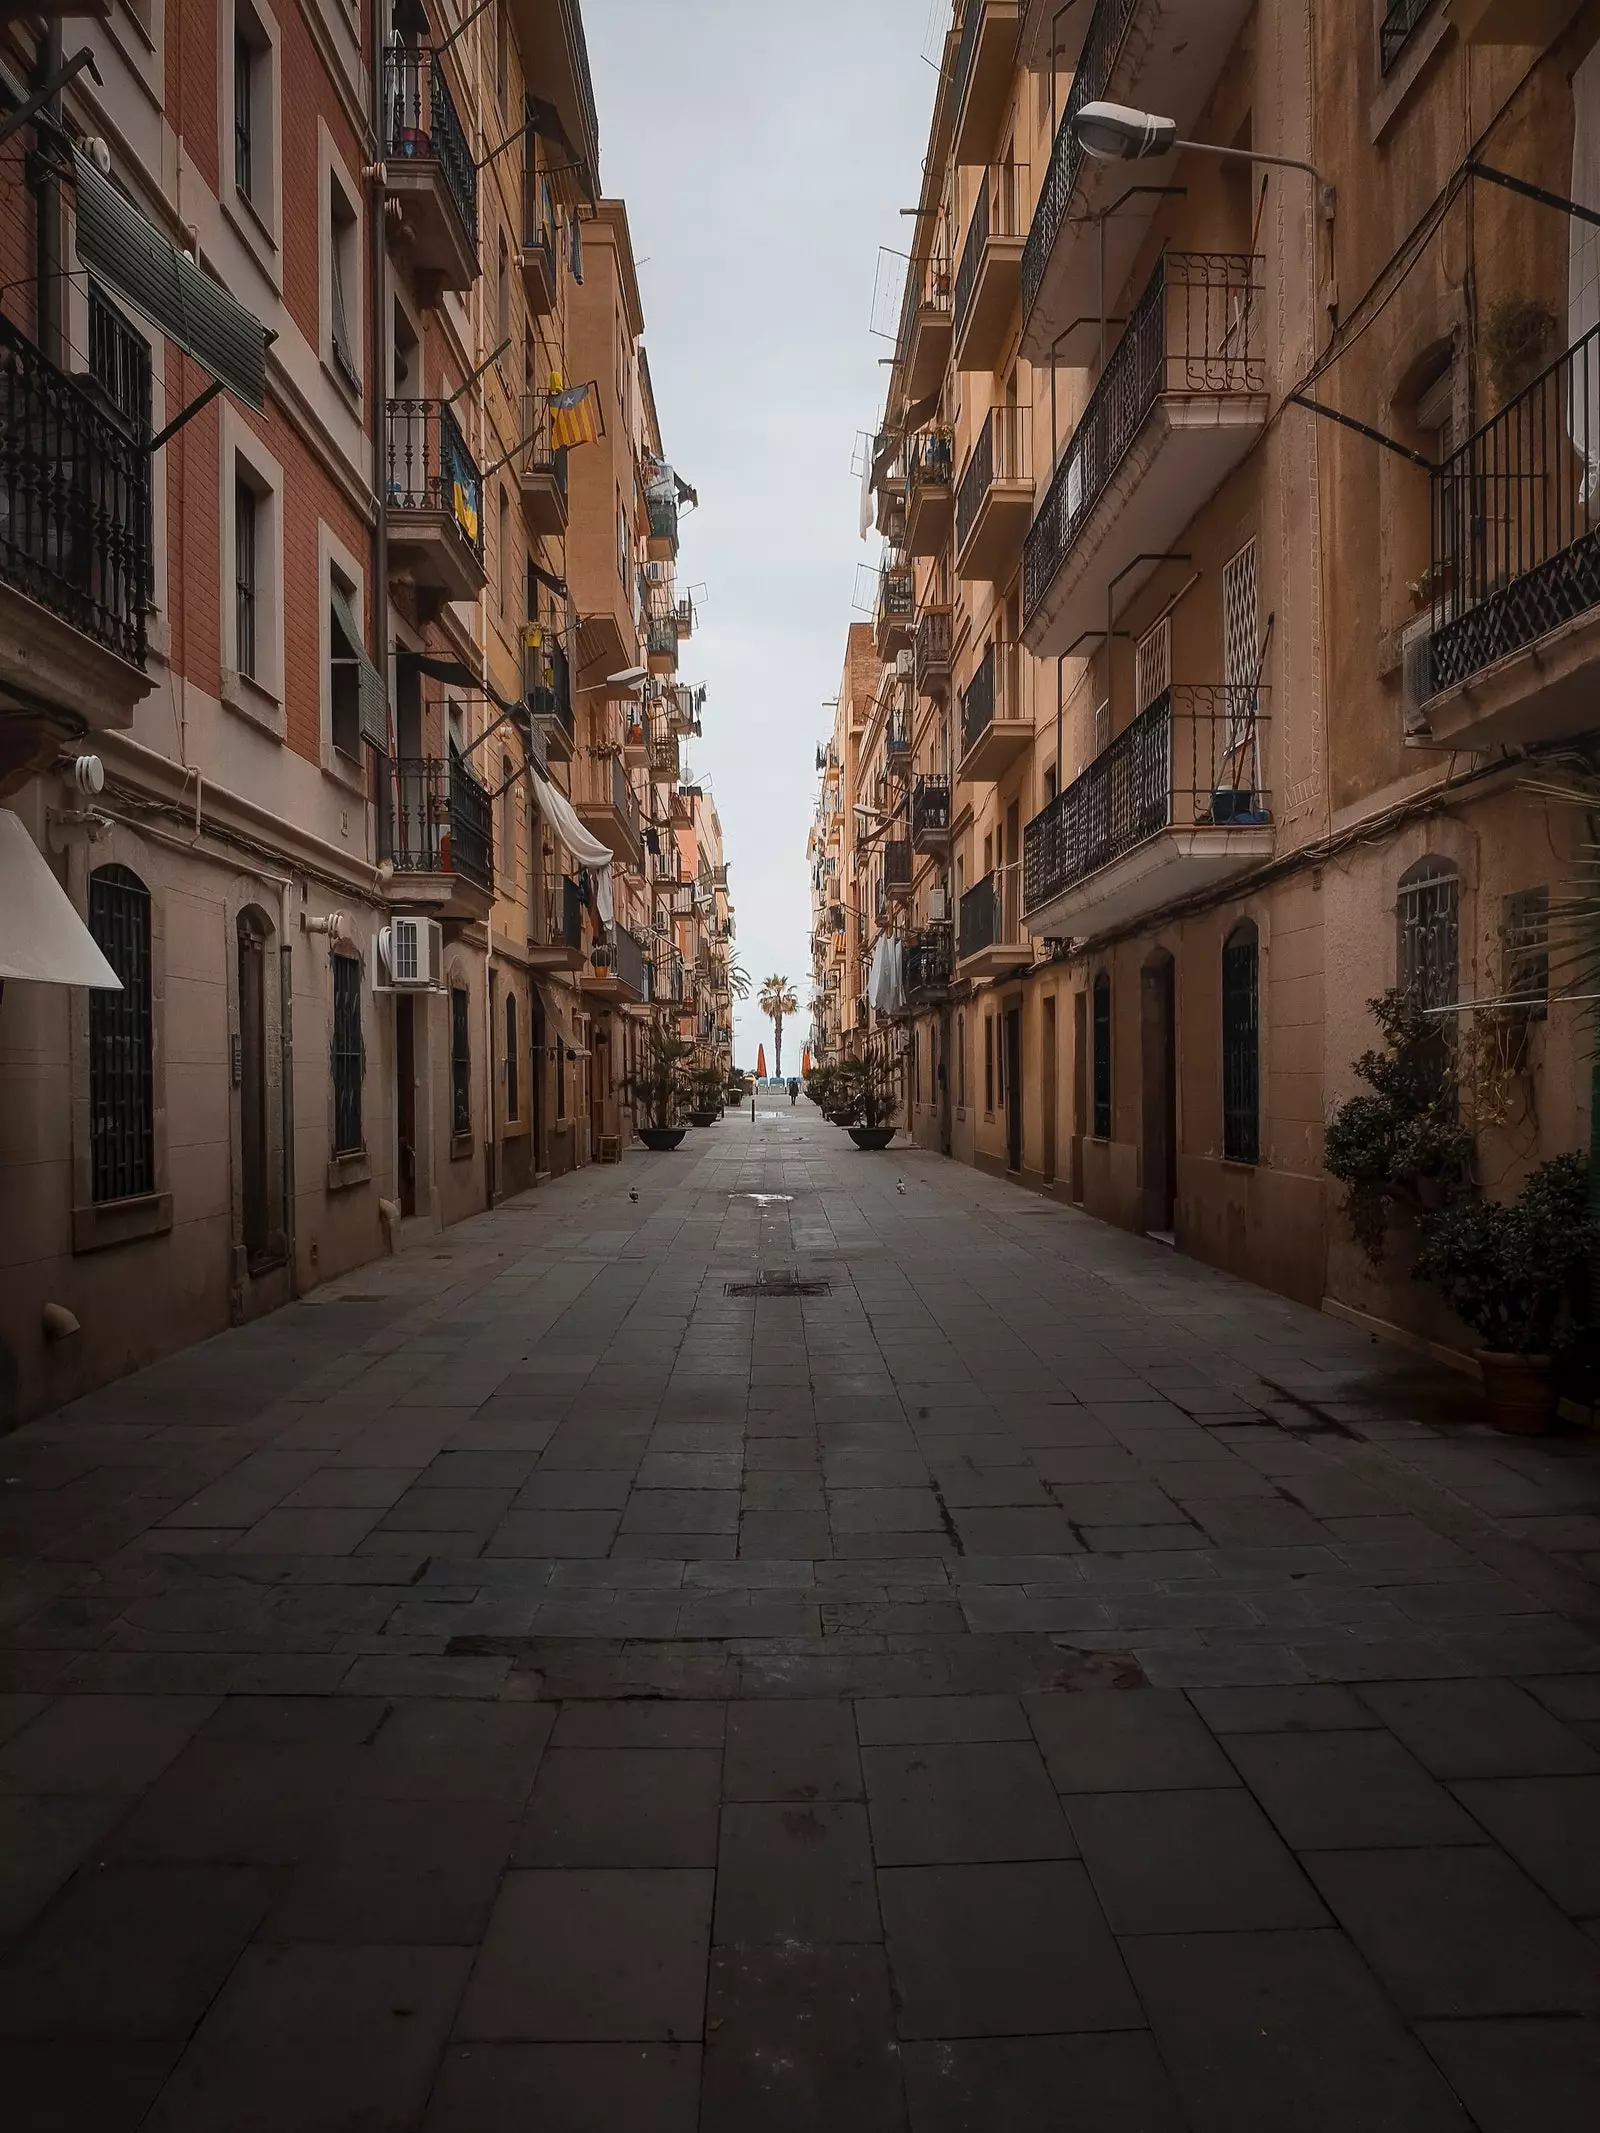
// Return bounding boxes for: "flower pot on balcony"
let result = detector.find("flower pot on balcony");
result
[1476,1351,1556,1435]
[848,1126,896,1150]
[638,1126,688,1152]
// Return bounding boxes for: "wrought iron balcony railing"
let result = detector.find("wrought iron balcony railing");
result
[528,636,573,740]
[1427,319,1600,696]
[907,427,953,496]
[955,403,1030,556]
[912,774,951,840]
[1023,252,1262,623]
[885,718,912,762]
[647,614,679,659]
[882,839,912,889]
[958,870,1005,959]
[382,45,478,246]
[378,753,493,893]
[905,925,952,996]
[611,924,648,995]
[385,398,484,561]
[0,313,150,666]
[1022,685,1270,915]
[878,564,915,629]
[959,638,1024,755]
[915,604,952,688]
[520,392,568,496]
[648,491,678,551]
[1022,0,1138,324]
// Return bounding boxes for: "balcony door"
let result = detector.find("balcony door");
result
[1140,951,1177,1239]
[1041,993,1058,1185]
[238,911,271,1266]
[1071,989,1087,1203]
[396,993,417,1217]
[1004,1003,1022,1174]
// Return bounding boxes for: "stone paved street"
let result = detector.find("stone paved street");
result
[3,1100,1600,2128]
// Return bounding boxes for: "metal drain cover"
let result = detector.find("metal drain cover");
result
[725,1274,831,1298]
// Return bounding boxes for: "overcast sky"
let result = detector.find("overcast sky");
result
[584,0,941,1071]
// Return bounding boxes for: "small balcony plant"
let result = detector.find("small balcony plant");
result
[627,1013,694,1151]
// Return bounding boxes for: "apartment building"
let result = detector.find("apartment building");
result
[828,0,1600,1361]
[0,0,722,1425]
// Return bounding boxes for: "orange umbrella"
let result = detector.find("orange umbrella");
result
[802,1048,813,1076]
[755,1043,768,1078]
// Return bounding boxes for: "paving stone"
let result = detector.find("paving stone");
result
[1080,1523,1207,1552]
[714,1801,879,1943]
[1449,1776,1600,1914]
[348,1699,555,1801]
[0,1692,215,1795]
[853,1694,1030,1745]
[456,1869,713,2041]
[1224,1728,1485,1848]
[104,1739,352,1864]
[514,1748,722,1867]
[1025,1687,1240,1791]
[1051,1482,1181,1525]
[143,1942,470,2132]
[700,1943,906,2133]
[862,1740,1076,1865]
[1305,1846,1600,2016]
[422,1452,543,1490]
[1358,1678,1600,1778]
[0,1792,132,1935]
[829,1488,944,1533]
[741,1472,826,1511]
[279,1468,421,1509]
[899,2031,1187,2133]
[1124,1930,1473,2133]
[1066,1787,1326,1932]
[512,1471,635,1510]
[723,1698,862,1801]
[622,1491,741,1536]
[950,1507,1081,1555]
[739,1511,832,1558]
[0,2042,180,2132]
[1416,2015,1600,2133]
[421,2042,701,2132]
[263,1796,517,1944]
[230,1508,385,1554]
[484,1510,621,1557]
[878,1861,1141,2038]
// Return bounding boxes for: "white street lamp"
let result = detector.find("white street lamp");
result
[1072,100,1334,220]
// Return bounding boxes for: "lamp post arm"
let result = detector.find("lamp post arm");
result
[1173,137,1334,218]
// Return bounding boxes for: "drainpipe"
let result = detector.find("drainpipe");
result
[366,6,394,1224]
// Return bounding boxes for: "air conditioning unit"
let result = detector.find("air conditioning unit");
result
[895,648,914,678]
[378,916,443,991]
[646,559,669,585]
[1400,614,1436,739]
[927,886,948,921]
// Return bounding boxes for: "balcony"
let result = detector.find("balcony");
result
[954,172,1025,375]
[1023,684,1271,939]
[0,314,153,733]
[951,1,1020,167]
[905,428,954,557]
[529,873,587,973]
[377,753,493,919]
[1020,0,1252,364]
[955,404,1033,581]
[957,867,1030,979]
[958,639,1032,782]
[1416,320,1600,753]
[648,726,680,784]
[905,924,953,1003]
[647,613,680,675]
[650,945,686,1006]
[586,922,648,1004]
[622,711,649,769]
[520,394,569,537]
[904,256,954,402]
[885,716,912,773]
[382,45,478,296]
[1023,252,1267,658]
[915,604,952,696]
[527,638,574,763]
[882,838,913,906]
[875,562,916,659]
[520,178,558,316]
[911,774,951,852]
[646,490,678,562]
[575,750,645,870]
[385,399,486,603]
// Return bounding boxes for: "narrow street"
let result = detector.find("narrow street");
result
[2,1100,1599,2131]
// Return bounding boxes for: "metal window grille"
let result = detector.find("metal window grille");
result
[1135,616,1170,712]
[1092,973,1111,1139]
[984,1014,995,1111]
[505,990,519,1120]
[88,864,154,1202]
[1502,888,1549,1018]
[451,985,471,1136]
[234,28,254,199]
[235,476,257,679]
[331,953,364,1155]
[1380,0,1434,76]
[88,284,153,599]
[1221,924,1260,1163]
[1223,541,1259,693]
[1398,861,1459,1011]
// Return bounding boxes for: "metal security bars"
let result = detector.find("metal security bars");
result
[959,871,1001,959]
[905,926,952,998]
[907,426,954,498]
[88,865,154,1202]
[960,640,1020,756]
[382,45,478,246]
[449,984,471,1137]
[1221,922,1260,1163]
[1022,0,1139,324]
[1024,253,1263,624]
[1022,686,1270,916]
[1379,0,1434,75]
[331,952,364,1156]
[1092,973,1111,1137]
[955,404,1029,557]
[1427,319,1600,695]
[912,775,951,840]
[955,179,992,341]
[385,398,484,563]
[1398,860,1459,1013]
[376,755,494,893]
[0,313,150,667]
[915,604,952,691]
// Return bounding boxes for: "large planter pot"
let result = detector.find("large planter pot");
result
[687,1110,720,1128]
[824,1109,855,1127]
[1477,1350,1556,1434]
[638,1126,688,1152]
[848,1126,896,1151]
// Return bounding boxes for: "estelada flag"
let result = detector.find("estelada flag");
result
[755,1044,768,1079]
[550,379,602,450]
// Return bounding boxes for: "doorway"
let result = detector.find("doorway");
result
[396,993,417,1217]
[1004,1004,1022,1173]
[591,1024,610,1149]
[1042,994,1058,1184]
[1140,952,1177,1238]
[238,912,270,1264]
[1071,991,1087,1202]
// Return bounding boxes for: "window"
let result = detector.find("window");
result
[230,0,275,228]
[499,753,515,884]
[88,864,154,1202]
[617,489,627,585]
[235,476,259,680]
[331,951,363,1155]
[1221,922,1260,1163]
[1398,857,1459,1102]
[497,230,510,347]
[1091,973,1111,1138]
[957,1010,966,1108]
[555,1033,566,1119]
[329,180,359,391]
[234,26,256,199]
[90,286,153,593]
[451,985,471,1137]
[505,990,519,1120]
[499,485,512,619]
[1136,615,1170,711]
[984,1013,995,1112]
[328,569,362,760]
[1502,888,1549,1018]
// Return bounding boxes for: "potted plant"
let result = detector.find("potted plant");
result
[841,1051,900,1150]
[627,1014,693,1151]
[687,1065,724,1127]
[1412,1154,1595,1433]
[1324,990,1475,1262]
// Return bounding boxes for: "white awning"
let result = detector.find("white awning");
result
[535,978,588,1058]
[0,812,121,989]
[532,768,613,926]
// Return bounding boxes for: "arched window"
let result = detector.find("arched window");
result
[330,949,364,1155]
[505,989,519,1121]
[88,863,154,1201]
[1398,857,1459,1103]
[1091,972,1111,1139]
[450,982,471,1138]
[1221,921,1260,1164]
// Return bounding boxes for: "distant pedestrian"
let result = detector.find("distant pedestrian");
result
[788,1077,799,1105]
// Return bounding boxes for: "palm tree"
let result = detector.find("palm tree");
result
[726,956,751,1002]
[759,973,799,1080]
